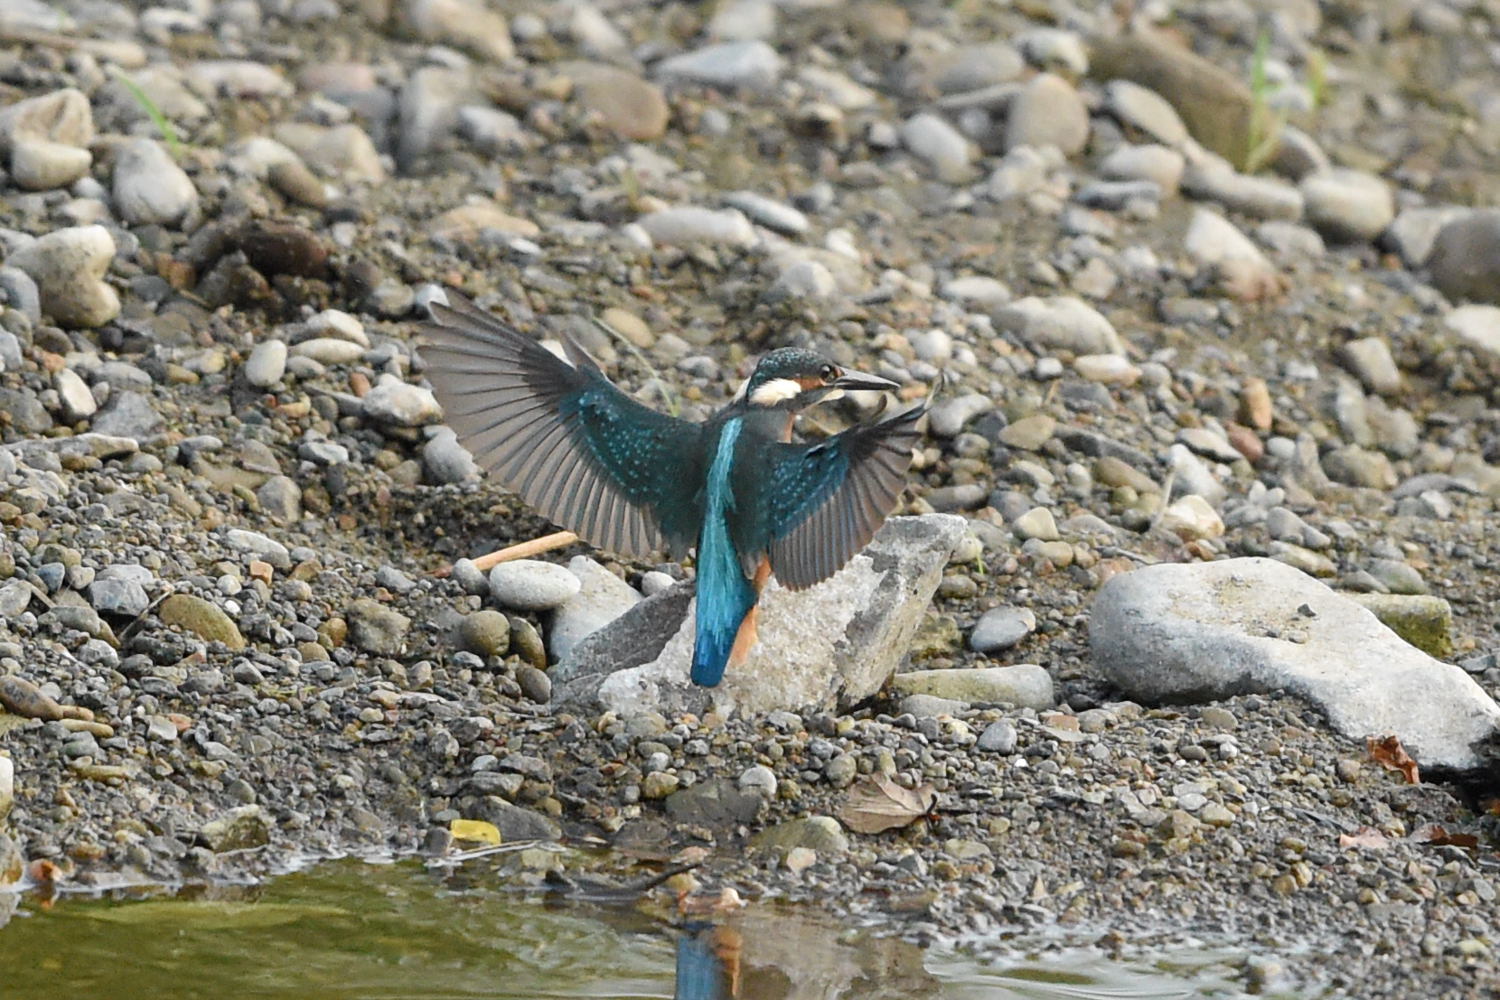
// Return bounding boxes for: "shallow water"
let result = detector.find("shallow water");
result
[0,859,1284,999]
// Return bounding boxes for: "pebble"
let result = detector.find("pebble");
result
[113,138,198,227]
[516,664,551,704]
[12,137,91,191]
[1383,205,1470,270]
[245,340,289,388]
[1184,208,1281,301]
[92,391,162,441]
[1159,495,1225,540]
[1300,169,1394,244]
[1011,507,1059,541]
[363,379,442,427]
[1074,354,1140,385]
[1005,73,1089,156]
[199,806,272,852]
[1444,305,1500,358]
[159,594,246,651]
[224,529,291,569]
[489,560,582,611]
[1338,337,1401,395]
[346,598,411,656]
[1182,158,1303,220]
[928,394,993,437]
[940,276,1010,307]
[723,191,809,236]
[899,112,974,183]
[638,207,756,248]
[1427,210,1500,305]
[8,225,120,328]
[406,0,513,62]
[0,756,11,820]
[656,40,783,92]
[572,67,669,142]
[889,665,1055,709]
[54,368,97,422]
[419,428,477,484]
[768,260,837,301]
[1098,144,1185,195]
[969,606,1037,653]
[1102,80,1189,147]
[976,720,1018,754]
[994,296,1124,355]
[291,338,364,365]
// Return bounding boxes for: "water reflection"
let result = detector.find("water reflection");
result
[0,859,1272,999]
[668,909,943,1000]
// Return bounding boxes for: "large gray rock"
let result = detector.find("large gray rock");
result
[555,515,967,716]
[547,556,642,663]
[1090,557,1500,774]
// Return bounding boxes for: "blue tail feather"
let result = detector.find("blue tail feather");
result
[692,418,756,687]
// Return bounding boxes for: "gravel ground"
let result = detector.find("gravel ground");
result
[3,0,1500,995]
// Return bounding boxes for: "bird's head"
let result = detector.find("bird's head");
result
[740,348,899,411]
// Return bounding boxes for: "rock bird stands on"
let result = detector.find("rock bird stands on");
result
[419,293,925,687]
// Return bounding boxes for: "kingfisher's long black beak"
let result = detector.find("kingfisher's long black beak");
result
[831,369,899,393]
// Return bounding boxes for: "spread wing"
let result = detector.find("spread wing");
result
[418,293,704,558]
[755,401,926,590]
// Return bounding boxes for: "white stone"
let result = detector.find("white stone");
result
[638,207,757,247]
[993,296,1124,355]
[8,225,119,328]
[656,40,782,92]
[54,368,97,422]
[899,112,974,183]
[722,190,808,235]
[940,275,1010,306]
[245,340,289,388]
[490,560,583,611]
[113,138,197,227]
[1301,168,1395,243]
[363,378,442,426]
[290,337,364,365]
[1073,354,1141,385]
[1091,558,1500,773]
[11,137,91,191]
[889,664,1054,709]
[1184,208,1282,301]
[556,516,967,716]
[1012,506,1059,541]
[1445,305,1500,359]
[1159,494,1225,540]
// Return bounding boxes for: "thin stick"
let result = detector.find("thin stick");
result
[433,530,579,577]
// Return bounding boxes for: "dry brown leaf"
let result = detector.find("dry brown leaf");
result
[837,773,937,834]
[1411,824,1480,850]
[1338,827,1392,851]
[1367,735,1420,784]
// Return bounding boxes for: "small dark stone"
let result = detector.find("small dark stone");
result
[237,219,331,279]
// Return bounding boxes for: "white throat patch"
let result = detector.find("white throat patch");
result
[748,377,804,406]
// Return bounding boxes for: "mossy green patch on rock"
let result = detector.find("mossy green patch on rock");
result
[1349,594,1455,658]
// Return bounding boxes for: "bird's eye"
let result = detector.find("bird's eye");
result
[820,364,838,383]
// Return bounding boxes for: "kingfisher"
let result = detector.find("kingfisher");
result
[418,293,925,686]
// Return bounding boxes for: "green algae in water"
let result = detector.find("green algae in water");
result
[0,859,1298,999]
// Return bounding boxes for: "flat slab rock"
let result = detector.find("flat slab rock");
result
[554,515,967,716]
[1090,557,1500,774]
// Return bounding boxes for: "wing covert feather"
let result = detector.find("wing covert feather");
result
[761,401,925,590]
